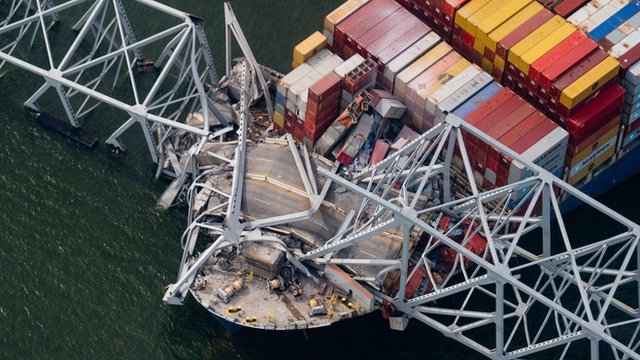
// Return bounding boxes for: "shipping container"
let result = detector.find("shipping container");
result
[554,0,591,18]
[539,38,598,90]
[382,32,442,90]
[559,56,619,109]
[473,0,533,57]
[485,1,543,59]
[588,1,640,42]
[563,83,626,139]
[573,0,628,34]
[507,16,566,75]
[293,32,327,68]
[518,22,576,76]
[567,114,621,155]
[324,0,370,45]
[600,12,640,50]
[436,72,494,122]
[549,48,607,99]
[566,125,619,184]
[425,64,483,119]
[529,31,586,82]
[452,81,503,118]
[394,42,453,99]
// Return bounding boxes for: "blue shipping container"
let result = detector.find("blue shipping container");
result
[589,2,640,42]
[452,82,502,119]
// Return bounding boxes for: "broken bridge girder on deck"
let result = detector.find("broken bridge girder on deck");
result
[5,1,640,359]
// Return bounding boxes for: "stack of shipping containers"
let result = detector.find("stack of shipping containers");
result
[273,0,640,197]
[393,0,640,186]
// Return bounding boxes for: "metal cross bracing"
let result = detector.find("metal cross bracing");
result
[164,110,640,359]
[310,115,640,360]
[0,0,224,167]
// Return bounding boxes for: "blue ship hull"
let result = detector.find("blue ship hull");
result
[209,310,245,333]
[561,143,640,213]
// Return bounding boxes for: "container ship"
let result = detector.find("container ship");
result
[170,0,640,340]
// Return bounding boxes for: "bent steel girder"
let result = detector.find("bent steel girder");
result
[312,114,640,359]
[0,0,219,162]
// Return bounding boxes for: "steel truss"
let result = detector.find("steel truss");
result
[0,0,222,164]
[3,1,640,359]
[165,110,640,359]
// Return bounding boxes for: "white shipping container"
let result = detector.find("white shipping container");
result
[306,48,333,67]
[567,0,615,26]
[382,32,441,90]
[278,63,313,97]
[426,65,482,118]
[435,73,494,123]
[604,11,640,46]
[611,29,640,59]
[508,127,569,185]
[287,54,338,103]
[323,30,334,47]
[334,54,365,78]
[578,0,628,33]
[625,58,640,85]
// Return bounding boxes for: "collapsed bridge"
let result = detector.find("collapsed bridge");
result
[2,1,640,359]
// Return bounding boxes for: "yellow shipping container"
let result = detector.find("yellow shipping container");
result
[560,57,620,109]
[455,0,493,35]
[465,0,511,39]
[567,128,619,185]
[482,57,494,72]
[494,55,506,72]
[508,15,564,73]
[519,23,576,75]
[394,42,453,98]
[324,0,369,35]
[274,112,285,127]
[410,58,471,129]
[474,0,532,56]
[293,32,327,68]
[486,1,542,54]
[416,59,471,103]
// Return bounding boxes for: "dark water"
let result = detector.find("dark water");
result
[1,1,640,359]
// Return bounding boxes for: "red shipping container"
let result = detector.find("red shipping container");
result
[464,88,516,123]
[539,39,598,90]
[496,9,553,60]
[376,24,431,65]
[306,103,340,127]
[334,0,382,45]
[309,72,342,104]
[484,101,537,162]
[355,8,410,52]
[567,114,621,156]
[371,140,390,165]
[529,31,586,84]
[308,91,341,115]
[364,16,424,60]
[511,118,557,154]
[563,84,626,141]
[343,0,401,47]
[616,42,640,71]
[444,0,470,23]
[497,111,548,165]
[550,49,608,100]
[553,0,589,17]
[464,88,517,149]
